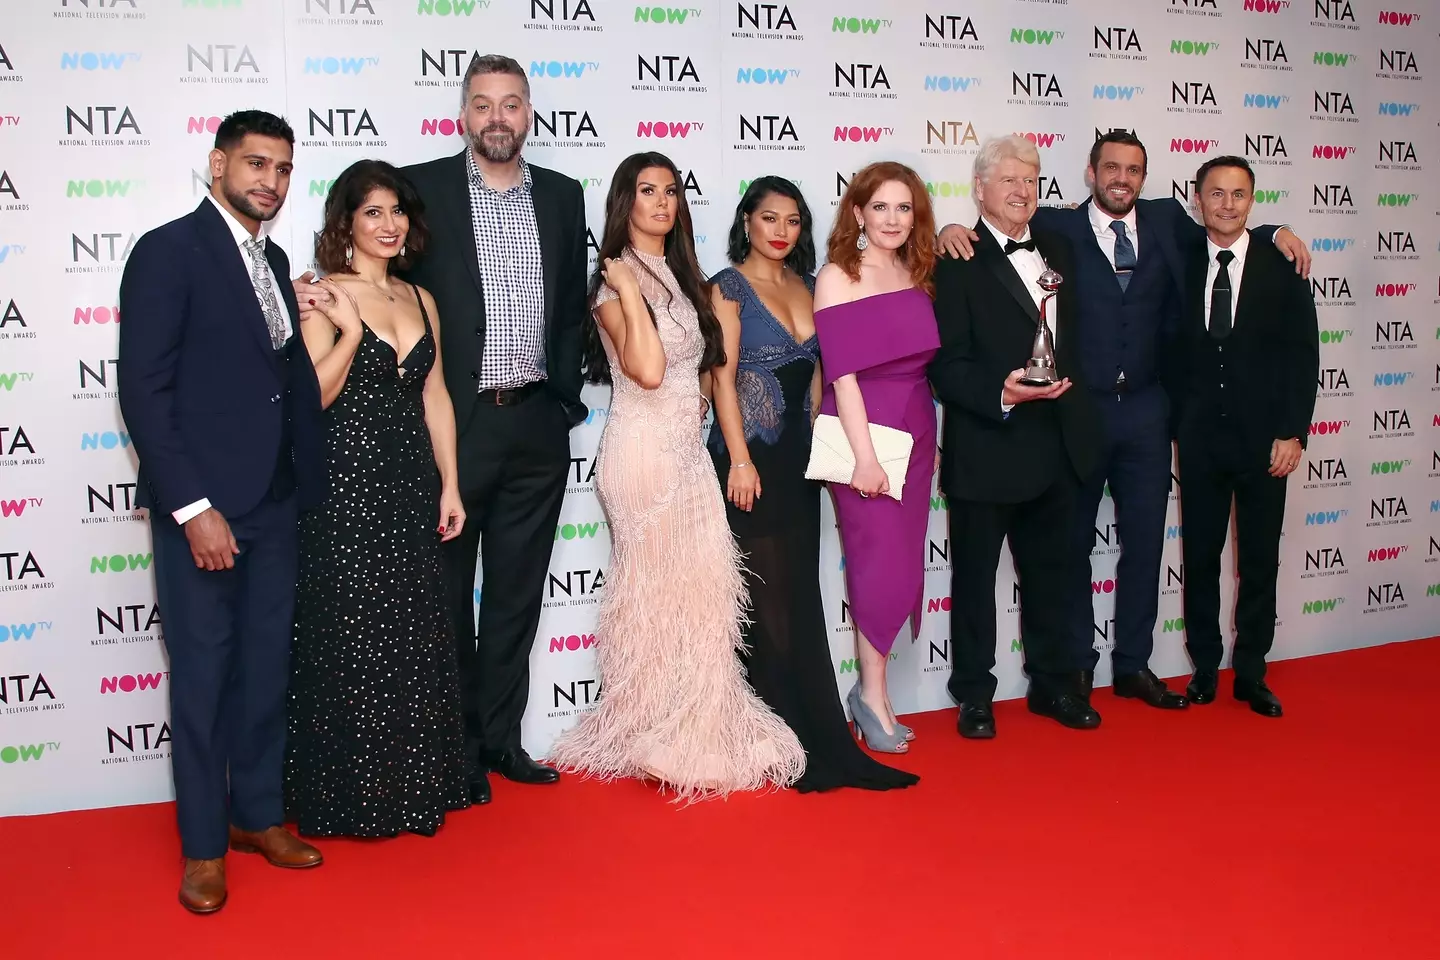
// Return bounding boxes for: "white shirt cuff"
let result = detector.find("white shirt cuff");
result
[1271,224,1292,245]
[172,499,211,525]
[1001,392,1015,415]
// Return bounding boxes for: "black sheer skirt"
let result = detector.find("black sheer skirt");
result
[711,358,918,793]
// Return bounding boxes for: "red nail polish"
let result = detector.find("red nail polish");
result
[308,298,316,305]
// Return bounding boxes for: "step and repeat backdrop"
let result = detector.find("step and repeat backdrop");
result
[2,0,1437,815]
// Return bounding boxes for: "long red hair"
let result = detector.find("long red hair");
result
[827,161,936,297]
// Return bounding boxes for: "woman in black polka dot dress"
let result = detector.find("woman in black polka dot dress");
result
[284,160,470,837]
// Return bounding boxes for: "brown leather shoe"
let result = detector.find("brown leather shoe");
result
[179,857,227,914]
[228,825,323,869]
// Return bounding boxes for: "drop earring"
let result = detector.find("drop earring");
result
[345,243,353,267]
[400,243,407,258]
[856,228,869,251]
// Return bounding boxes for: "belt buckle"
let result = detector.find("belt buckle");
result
[493,388,516,406]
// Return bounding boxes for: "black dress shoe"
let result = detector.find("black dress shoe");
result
[468,773,491,805]
[957,702,995,739]
[1114,668,1189,709]
[485,748,561,785]
[1186,671,1218,705]
[1233,679,1283,717]
[1027,690,1101,729]
[1078,670,1094,701]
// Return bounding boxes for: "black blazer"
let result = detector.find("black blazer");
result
[399,151,588,428]
[928,220,1101,504]
[1172,230,1319,453]
[117,199,326,518]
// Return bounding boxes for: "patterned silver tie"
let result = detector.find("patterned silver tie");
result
[243,237,288,350]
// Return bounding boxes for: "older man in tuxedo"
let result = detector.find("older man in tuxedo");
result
[929,135,1102,738]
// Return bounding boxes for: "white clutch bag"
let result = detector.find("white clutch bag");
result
[805,414,914,501]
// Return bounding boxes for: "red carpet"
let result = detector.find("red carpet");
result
[4,640,1438,959]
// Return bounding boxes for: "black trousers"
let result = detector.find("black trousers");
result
[1178,418,1288,683]
[443,389,570,757]
[947,475,1079,705]
[150,493,299,860]
[1066,386,1173,675]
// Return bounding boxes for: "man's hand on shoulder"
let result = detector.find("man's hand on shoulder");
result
[937,224,978,260]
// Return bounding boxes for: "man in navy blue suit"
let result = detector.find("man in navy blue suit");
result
[938,131,1310,716]
[118,111,327,914]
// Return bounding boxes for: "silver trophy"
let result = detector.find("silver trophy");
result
[1019,264,1063,386]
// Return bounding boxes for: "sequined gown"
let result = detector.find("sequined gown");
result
[548,248,806,801]
[285,285,470,837]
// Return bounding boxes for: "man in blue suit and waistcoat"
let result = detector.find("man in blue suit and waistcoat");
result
[118,111,328,914]
[938,131,1310,716]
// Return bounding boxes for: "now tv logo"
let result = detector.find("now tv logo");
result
[1015,131,1064,147]
[1375,283,1416,297]
[419,118,464,136]
[1377,11,1421,26]
[835,125,893,142]
[925,596,952,613]
[1243,0,1289,10]
[1301,597,1343,614]
[1313,144,1356,159]
[74,305,120,325]
[924,75,980,92]
[1310,419,1348,436]
[548,634,596,653]
[636,120,702,138]
[1367,545,1406,562]
[1,497,41,518]
[100,672,167,694]
[1171,137,1218,154]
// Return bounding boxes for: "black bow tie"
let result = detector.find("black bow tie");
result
[1004,238,1036,255]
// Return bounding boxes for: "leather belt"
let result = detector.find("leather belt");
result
[477,381,543,406]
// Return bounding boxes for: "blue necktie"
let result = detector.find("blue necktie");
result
[1110,220,1136,292]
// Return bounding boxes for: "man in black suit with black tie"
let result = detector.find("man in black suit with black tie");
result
[119,111,328,913]
[300,54,587,804]
[929,135,1103,738]
[1171,156,1319,717]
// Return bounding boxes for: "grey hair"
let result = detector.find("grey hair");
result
[973,135,1042,183]
[460,54,530,111]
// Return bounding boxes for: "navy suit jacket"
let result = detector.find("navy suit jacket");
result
[118,199,326,520]
[1033,197,1187,325]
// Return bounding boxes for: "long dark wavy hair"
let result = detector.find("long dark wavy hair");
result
[726,176,816,276]
[315,159,428,275]
[582,152,723,385]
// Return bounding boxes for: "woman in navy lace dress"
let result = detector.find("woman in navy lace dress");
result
[707,178,917,792]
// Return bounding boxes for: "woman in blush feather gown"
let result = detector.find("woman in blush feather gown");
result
[546,152,805,801]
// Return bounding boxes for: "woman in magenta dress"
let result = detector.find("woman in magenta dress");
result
[813,161,940,754]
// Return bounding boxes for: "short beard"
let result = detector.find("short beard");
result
[470,125,525,164]
[223,184,281,223]
[1092,182,1138,218]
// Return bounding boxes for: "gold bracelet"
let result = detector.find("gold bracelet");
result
[731,461,752,470]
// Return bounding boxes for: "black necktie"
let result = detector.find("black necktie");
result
[1004,237,1036,255]
[1210,249,1235,340]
